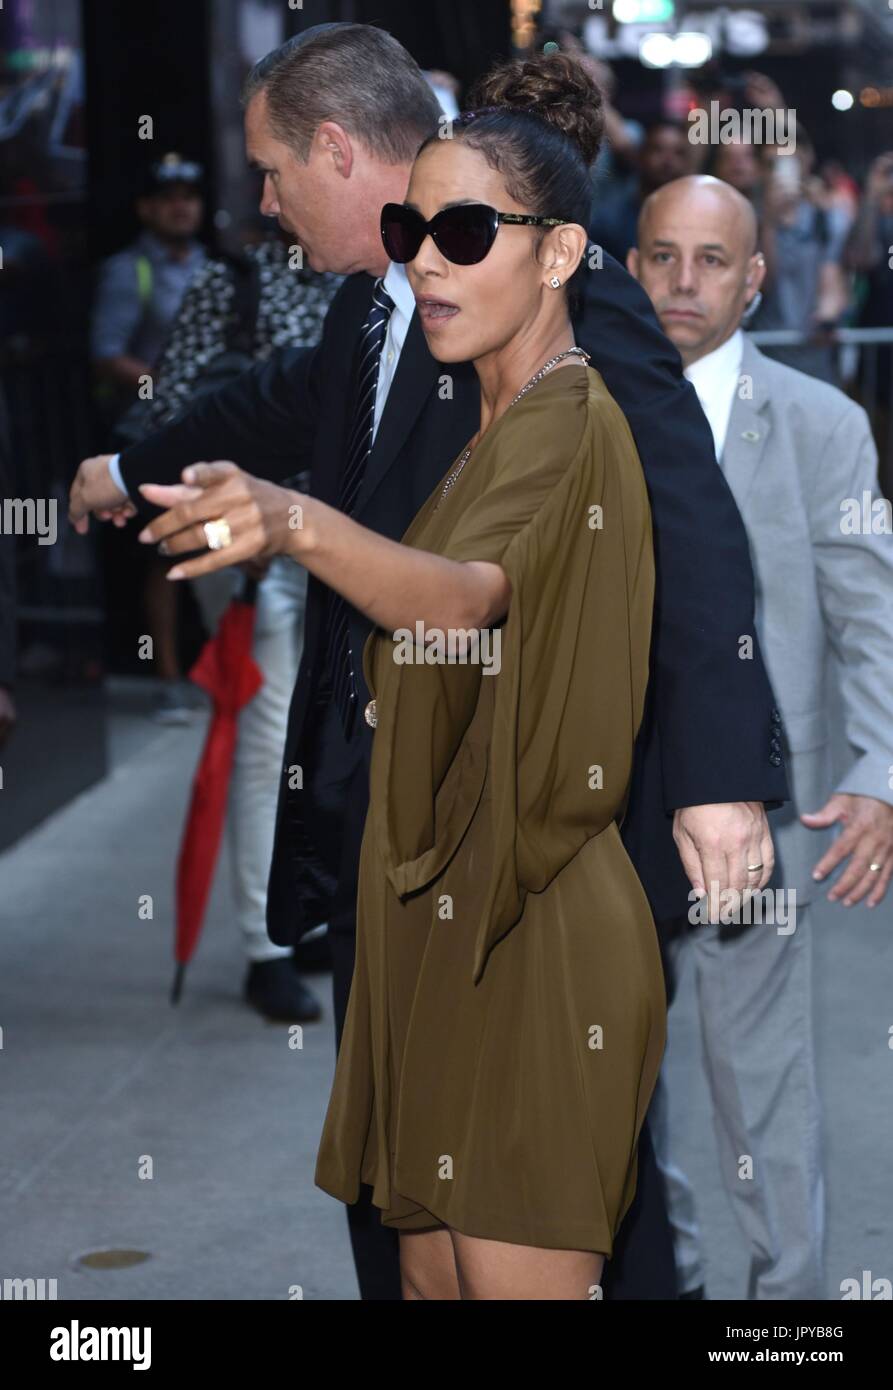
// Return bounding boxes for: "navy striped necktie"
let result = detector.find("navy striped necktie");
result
[324,277,395,738]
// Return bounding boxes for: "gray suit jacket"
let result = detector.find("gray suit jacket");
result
[718,336,893,904]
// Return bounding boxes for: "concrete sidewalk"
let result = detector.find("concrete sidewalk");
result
[0,699,354,1301]
[0,691,890,1300]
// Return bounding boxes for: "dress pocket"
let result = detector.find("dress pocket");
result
[369,642,489,899]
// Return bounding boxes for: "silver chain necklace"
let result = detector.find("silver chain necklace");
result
[436,346,591,506]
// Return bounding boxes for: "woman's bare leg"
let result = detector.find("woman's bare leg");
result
[450,1230,604,1301]
[398,1228,462,1300]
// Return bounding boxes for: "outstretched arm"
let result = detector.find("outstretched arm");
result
[137,462,510,635]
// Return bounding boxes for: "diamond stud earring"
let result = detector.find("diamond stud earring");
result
[550,276,562,288]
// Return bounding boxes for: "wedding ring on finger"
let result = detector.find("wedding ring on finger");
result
[747,862,764,873]
[203,518,233,551]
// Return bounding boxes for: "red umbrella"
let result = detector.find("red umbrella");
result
[171,582,263,1002]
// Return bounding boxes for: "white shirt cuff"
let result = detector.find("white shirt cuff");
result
[108,452,128,497]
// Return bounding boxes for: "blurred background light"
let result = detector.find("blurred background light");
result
[613,0,674,22]
[724,10,770,58]
[674,31,713,67]
[639,30,712,69]
[638,32,676,68]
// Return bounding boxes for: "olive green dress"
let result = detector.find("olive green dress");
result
[314,364,666,1255]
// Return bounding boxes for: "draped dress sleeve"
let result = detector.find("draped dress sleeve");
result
[362,368,655,985]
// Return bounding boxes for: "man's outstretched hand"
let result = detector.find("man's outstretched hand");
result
[69,455,136,535]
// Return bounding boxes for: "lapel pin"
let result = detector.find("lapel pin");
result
[742,429,760,442]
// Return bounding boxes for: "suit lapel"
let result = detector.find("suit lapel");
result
[720,337,772,508]
[354,310,442,516]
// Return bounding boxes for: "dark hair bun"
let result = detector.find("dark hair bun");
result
[469,52,604,167]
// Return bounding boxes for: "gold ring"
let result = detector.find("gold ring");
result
[747,863,764,872]
[203,518,233,551]
[869,862,883,873]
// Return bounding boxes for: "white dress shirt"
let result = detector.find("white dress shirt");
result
[683,328,744,462]
[373,260,415,439]
[108,261,416,496]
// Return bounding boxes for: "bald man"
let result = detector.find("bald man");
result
[629,176,893,1299]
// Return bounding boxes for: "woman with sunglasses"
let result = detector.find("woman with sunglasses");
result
[144,52,665,1299]
[314,51,664,1301]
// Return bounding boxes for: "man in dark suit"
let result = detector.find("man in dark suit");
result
[70,24,788,1300]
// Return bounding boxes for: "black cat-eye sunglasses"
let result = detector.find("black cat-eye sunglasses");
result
[381,201,569,267]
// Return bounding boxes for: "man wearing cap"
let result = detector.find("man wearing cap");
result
[91,153,207,401]
[91,154,208,724]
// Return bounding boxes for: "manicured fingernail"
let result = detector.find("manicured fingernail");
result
[812,870,823,880]
[167,567,184,580]
[158,541,169,556]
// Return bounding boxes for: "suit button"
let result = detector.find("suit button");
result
[769,752,782,766]
[364,699,377,728]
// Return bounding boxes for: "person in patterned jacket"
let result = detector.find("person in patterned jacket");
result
[134,232,341,1021]
[141,235,339,430]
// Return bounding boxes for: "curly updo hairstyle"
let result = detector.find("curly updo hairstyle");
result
[418,52,603,305]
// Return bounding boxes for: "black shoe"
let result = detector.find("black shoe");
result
[291,929,333,974]
[679,1284,706,1299]
[244,959,322,1023]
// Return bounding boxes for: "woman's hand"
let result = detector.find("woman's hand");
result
[137,462,305,579]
